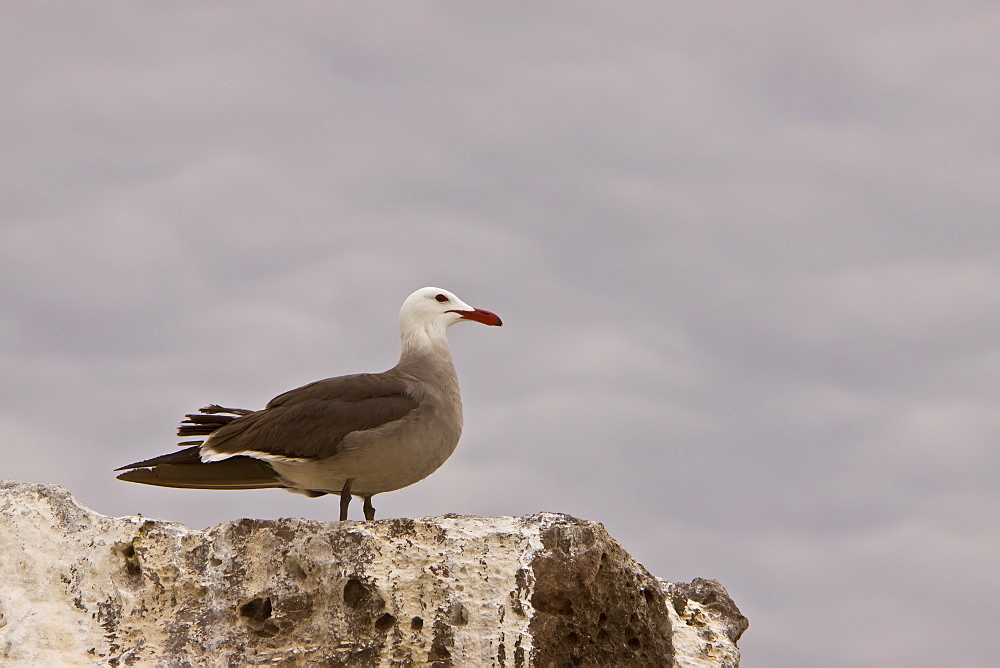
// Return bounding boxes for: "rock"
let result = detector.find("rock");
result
[662,578,748,668]
[0,481,746,666]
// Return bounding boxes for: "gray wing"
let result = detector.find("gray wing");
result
[204,372,419,460]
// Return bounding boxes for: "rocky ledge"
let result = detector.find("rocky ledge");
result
[0,481,746,666]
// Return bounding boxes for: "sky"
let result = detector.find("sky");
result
[2,2,998,666]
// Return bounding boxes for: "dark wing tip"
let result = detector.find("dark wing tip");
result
[115,445,203,471]
[116,468,166,485]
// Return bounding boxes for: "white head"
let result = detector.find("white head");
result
[398,287,502,349]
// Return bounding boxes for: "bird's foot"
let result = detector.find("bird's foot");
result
[339,478,354,521]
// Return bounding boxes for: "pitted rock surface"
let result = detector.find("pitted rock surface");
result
[0,481,746,666]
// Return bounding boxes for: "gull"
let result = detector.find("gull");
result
[116,287,502,521]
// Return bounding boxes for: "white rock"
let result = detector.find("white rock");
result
[0,481,746,666]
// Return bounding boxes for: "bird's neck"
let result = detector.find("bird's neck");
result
[397,324,456,376]
[396,324,462,408]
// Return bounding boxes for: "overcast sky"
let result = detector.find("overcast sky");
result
[2,3,998,666]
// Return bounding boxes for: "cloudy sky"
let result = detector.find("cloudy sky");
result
[2,2,998,665]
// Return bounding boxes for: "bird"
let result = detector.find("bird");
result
[115,287,502,521]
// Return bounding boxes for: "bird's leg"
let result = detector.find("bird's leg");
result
[363,496,376,521]
[339,478,354,521]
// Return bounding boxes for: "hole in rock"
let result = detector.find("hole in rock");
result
[239,597,273,624]
[375,613,396,632]
[343,578,367,607]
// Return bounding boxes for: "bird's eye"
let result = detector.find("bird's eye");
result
[435,294,450,303]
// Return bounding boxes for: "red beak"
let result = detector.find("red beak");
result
[448,308,503,326]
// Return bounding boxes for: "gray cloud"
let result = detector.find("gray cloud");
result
[2,3,998,666]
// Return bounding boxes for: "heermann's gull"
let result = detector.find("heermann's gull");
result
[115,287,502,521]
